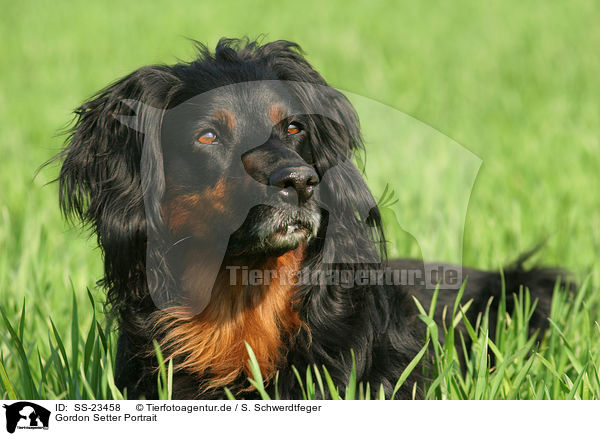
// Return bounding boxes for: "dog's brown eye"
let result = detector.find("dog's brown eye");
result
[197,130,218,144]
[287,123,301,135]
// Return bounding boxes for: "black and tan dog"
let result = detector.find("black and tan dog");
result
[57,38,566,399]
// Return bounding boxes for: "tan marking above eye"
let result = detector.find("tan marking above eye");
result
[198,130,218,144]
[213,110,236,130]
[287,123,301,135]
[269,104,287,124]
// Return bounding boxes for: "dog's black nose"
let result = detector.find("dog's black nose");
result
[269,166,319,203]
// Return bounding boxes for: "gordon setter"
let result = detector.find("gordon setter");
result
[57,38,567,399]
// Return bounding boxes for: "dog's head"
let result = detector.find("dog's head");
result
[59,38,384,313]
[158,79,325,257]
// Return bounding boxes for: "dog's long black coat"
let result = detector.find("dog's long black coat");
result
[58,38,565,399]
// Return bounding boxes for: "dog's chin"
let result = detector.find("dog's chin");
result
[261,221,314,256]
[227,208,321,258]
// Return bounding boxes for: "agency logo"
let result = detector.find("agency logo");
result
[2,402,50,433]
[118,81,481,317]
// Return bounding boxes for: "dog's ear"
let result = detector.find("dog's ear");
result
[59,66,175,221]
[58,65,178,292]
[258,40,385,261]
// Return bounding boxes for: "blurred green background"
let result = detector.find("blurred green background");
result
[0,0,599,396]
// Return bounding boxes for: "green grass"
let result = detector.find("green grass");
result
[239,281,600,400]
[1,0,599,400]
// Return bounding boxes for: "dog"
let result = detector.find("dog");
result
[57,38,567,399]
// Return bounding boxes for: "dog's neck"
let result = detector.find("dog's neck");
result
[153,244,305,394]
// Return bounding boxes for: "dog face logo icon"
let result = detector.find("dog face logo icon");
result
[2,402,50,433]
[115,80,481,318]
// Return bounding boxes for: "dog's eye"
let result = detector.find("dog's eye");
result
[287,123,302,135]
[197,130,218,144]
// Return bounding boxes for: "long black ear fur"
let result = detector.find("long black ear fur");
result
[58,66,179,323]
